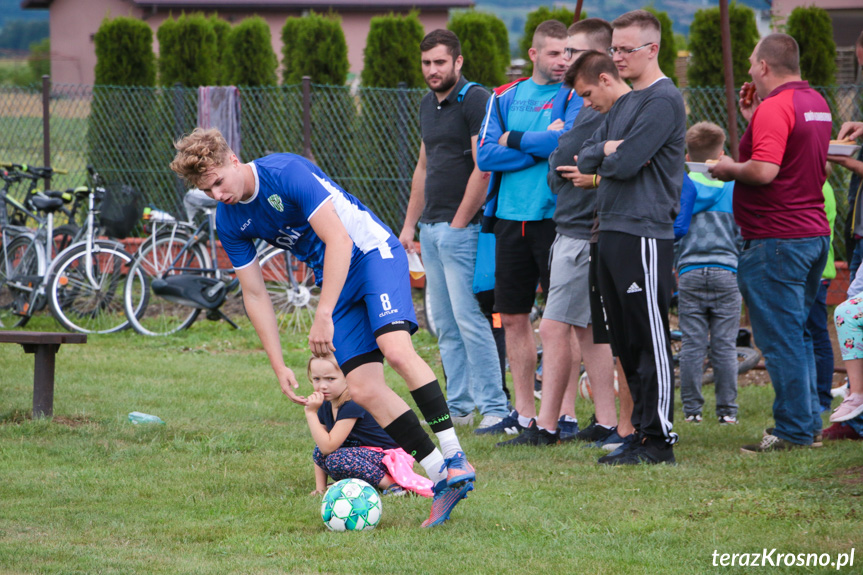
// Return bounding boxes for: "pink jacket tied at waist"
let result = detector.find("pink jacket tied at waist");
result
[364,446,433,498]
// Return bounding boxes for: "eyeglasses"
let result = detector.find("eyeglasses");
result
[564,47,590,59]
[607,43,654,57]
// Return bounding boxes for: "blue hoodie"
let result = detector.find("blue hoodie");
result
[476,77,581,229]
[676,172,740,275]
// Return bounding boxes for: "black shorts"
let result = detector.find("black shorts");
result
[589,241,610,345]
[493,218,555,314]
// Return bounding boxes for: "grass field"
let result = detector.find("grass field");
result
[1,312,862,574]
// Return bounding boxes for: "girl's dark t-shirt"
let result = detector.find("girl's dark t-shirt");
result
[317,400,399,450]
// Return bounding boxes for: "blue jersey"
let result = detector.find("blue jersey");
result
[216,154,396,284]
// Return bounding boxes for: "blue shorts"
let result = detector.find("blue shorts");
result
[332,240,418,369]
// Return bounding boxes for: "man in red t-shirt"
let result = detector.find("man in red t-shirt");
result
[711,34,831,453]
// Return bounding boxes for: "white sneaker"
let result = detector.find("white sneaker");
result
[477,415,503,429]
[832,381,850,399]
[451,413,475,426]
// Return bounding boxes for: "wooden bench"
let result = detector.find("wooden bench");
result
[0,331,87,418]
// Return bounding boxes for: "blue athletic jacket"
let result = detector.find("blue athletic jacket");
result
[476,78,582,231]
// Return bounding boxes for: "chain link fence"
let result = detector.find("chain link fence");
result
[0,80,860,257]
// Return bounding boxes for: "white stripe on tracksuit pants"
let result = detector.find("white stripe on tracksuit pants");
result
[595,231,679,444]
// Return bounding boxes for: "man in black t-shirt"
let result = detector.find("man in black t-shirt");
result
[399,30,510,431]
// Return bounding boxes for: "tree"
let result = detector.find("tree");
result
[644,7,678,86]
[785,5,836,87]
[27,37,49,79]
[94,16,156,85]
[448,11,509,87]
[157,12,217,87]
[209,15,231,85]
[281,11,349,85]
[361,12,424,88]
[225,16,277,86]
[519,7,573,77]
[687,2,758,88]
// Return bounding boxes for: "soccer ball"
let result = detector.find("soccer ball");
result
[578,368,620,403]
[321,478,382,532]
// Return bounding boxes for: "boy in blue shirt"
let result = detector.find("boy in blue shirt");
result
[677,122,741,425]
[170,128,474,527]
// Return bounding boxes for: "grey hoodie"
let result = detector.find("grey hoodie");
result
[547,106,605,240]
[578,78,686,240]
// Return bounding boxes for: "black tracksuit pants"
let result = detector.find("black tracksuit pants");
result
[595,231,678,444]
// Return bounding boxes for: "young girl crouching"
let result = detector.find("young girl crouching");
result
[304,355,433,497]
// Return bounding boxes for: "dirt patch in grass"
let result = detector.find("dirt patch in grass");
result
[0,411,98,427]
[53,415,98,428]
[833,466,863,487]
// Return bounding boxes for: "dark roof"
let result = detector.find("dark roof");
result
[23,0,472,9]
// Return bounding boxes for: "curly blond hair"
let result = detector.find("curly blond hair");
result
[169,127,232,188]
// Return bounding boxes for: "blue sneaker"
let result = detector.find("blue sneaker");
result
[598,430,627,451]
[597,432,638,462]
[474,409,522,435]
[421,480,474,528]
[444,451,475,487]
[557,416,579,441]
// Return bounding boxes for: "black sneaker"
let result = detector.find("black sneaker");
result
[573,415,616,443]
[600,436,675,465]
[474,410,523,436]
[495,419,559,447]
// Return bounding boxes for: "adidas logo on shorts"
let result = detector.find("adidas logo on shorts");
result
[626,282,643,294]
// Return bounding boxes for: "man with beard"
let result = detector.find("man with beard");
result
[399,29,510,430]
[476,20,577,437]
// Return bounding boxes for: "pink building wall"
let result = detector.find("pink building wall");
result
[46,0,449,85]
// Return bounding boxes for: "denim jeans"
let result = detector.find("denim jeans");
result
[678,268,741,418]
[420,222,509,417]
[737,236,829,445]
[806,279,834,411]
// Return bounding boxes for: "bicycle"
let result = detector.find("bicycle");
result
[123,189,319,336]
[46,178,147,334]
[0,164,71,328]
[0,163,145,333]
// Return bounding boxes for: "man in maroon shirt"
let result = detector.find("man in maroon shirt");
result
[711,33,831,453]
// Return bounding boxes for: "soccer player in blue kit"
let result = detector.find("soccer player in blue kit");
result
[170,128,475,527]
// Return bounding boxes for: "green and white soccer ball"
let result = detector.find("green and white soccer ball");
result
[321,478,382,532]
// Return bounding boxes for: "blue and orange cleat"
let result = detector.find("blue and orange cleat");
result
[421,480,474,528]
[444,451,475,487]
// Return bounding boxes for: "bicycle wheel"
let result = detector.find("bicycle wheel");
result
[257,248,319,333]
[0,235,43,329]
[701,347,762,384]
[48,242,141,334]
[52,224,80,255]
[124,233,208,336]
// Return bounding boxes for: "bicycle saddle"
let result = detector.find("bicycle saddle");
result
[30,193,65,213]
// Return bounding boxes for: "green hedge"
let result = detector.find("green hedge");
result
[687,2,758,88]
[157,12,218,87]
[785,6,836,87]
[361,12,424,88]
[225,16,277,87]
[282,11,349,85]
[448,11,509,87]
